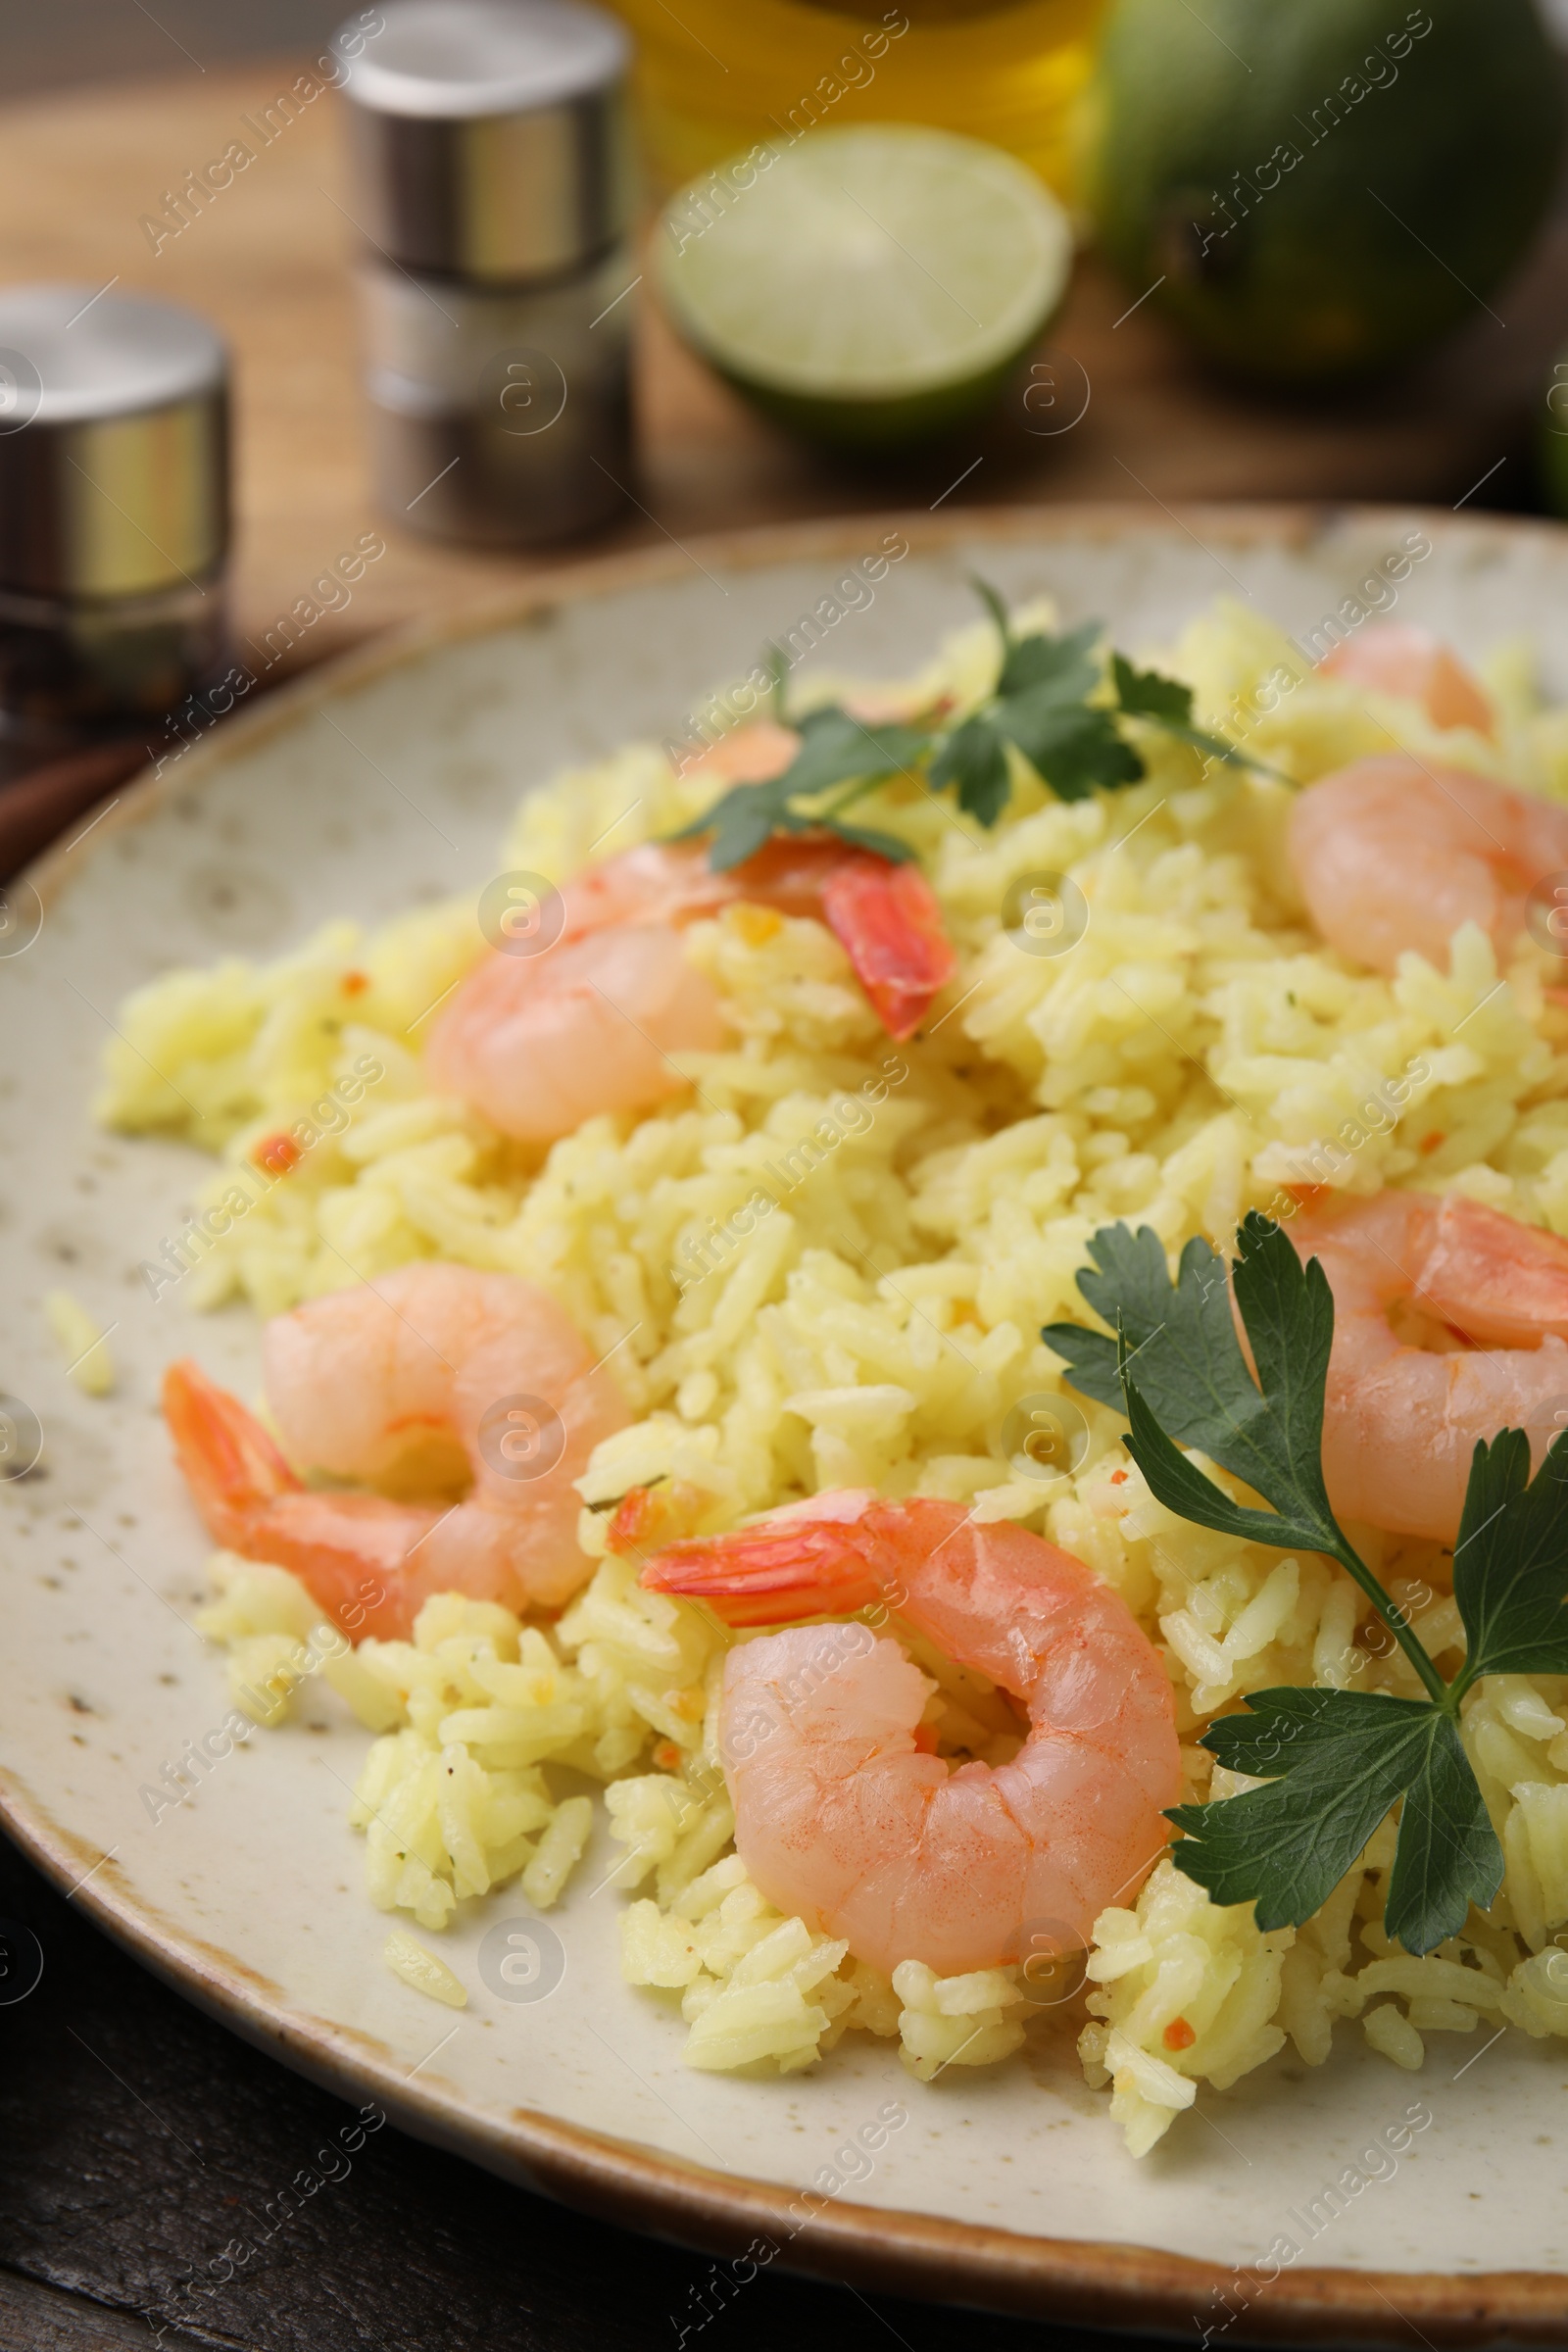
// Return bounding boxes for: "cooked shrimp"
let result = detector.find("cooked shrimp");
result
[1319,621,1494,737]
[1289,1192,1568,1542]
[1288,754,1568,975]
[424,918,729,1145]
[682,719,802,782]
[164,1263,628,1637]
[427,816,956,1141]
[639,1492,1180,1977]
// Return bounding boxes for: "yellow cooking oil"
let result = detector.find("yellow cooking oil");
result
[608,0,1106,197]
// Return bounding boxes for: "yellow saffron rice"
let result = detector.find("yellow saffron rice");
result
[106,594,1568,2150]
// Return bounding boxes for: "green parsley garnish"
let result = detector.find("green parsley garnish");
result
[674,706,927,870]
[674,578,1274,871]
[1045,1212,1568,1955]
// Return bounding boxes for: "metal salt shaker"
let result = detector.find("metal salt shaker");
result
[338,0,637,547]
[0,285,228,782]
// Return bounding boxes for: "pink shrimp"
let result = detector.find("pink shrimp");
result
[425,730,956,1144]
[164,1263,628,1638]
[1289,1191,1568,1542]
[682,719,802,781]
[423,914,728,1146]
[639,1492,1180,1977]
[1288,755,1568,975]
[1319,621,1494,737]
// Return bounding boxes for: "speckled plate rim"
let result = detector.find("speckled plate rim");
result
[10,501,1568,2350]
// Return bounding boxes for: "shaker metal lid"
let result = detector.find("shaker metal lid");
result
[0,283,225,426]
[0,285,228,601]
[341,0,628,120]
[337,0,633,283]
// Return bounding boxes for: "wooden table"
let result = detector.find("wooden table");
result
[1,58,1563,679]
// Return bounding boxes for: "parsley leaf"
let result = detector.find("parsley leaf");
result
[968,572,1014,651]
[764,639,789,724]
[976,598,1270,800]
[671,776,794,870]
[929,715,1010,826]
[669,707,923,870]
[1385,1710,1505,1953]
[675,581,1281,871]
[1109,654,1193,727]
[1113,652,1289,779]
[983,617,1145,801]
[1043,1208,1567,1952]
[996,695,1144,801]
[1045,1212,1338,1556]
[771,708,927,801]
[1449,1426,1568,1689]
[1167,1690,1500,1948]
[998,618,1101,703]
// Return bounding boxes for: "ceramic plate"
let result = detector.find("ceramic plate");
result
[6,508,1568,2349]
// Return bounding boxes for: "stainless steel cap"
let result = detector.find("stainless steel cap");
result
[339,0,634,285]
[0,285,228,601]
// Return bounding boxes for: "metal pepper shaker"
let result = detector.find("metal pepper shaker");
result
[0,284,229,782]
[337,0,637,547]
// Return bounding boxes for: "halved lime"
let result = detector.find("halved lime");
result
[657,125,1073,448]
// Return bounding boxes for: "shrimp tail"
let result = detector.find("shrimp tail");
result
[640,1517,883,1626]
[163,1357,302,1549]
[817,858,956,1043]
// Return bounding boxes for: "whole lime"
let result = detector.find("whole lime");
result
[1087,0,1563,385]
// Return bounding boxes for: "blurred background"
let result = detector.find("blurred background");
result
[3,0,1566,721]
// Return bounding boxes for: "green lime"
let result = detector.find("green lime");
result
[656,125,1072,448]
[1087,0,1562,386]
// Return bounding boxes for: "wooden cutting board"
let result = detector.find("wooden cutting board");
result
[1,57,1564,671]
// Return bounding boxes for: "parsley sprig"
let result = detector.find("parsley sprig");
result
[1045,1213,1568,1954]
[673,706,930,870]
[674,579,1272,871]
